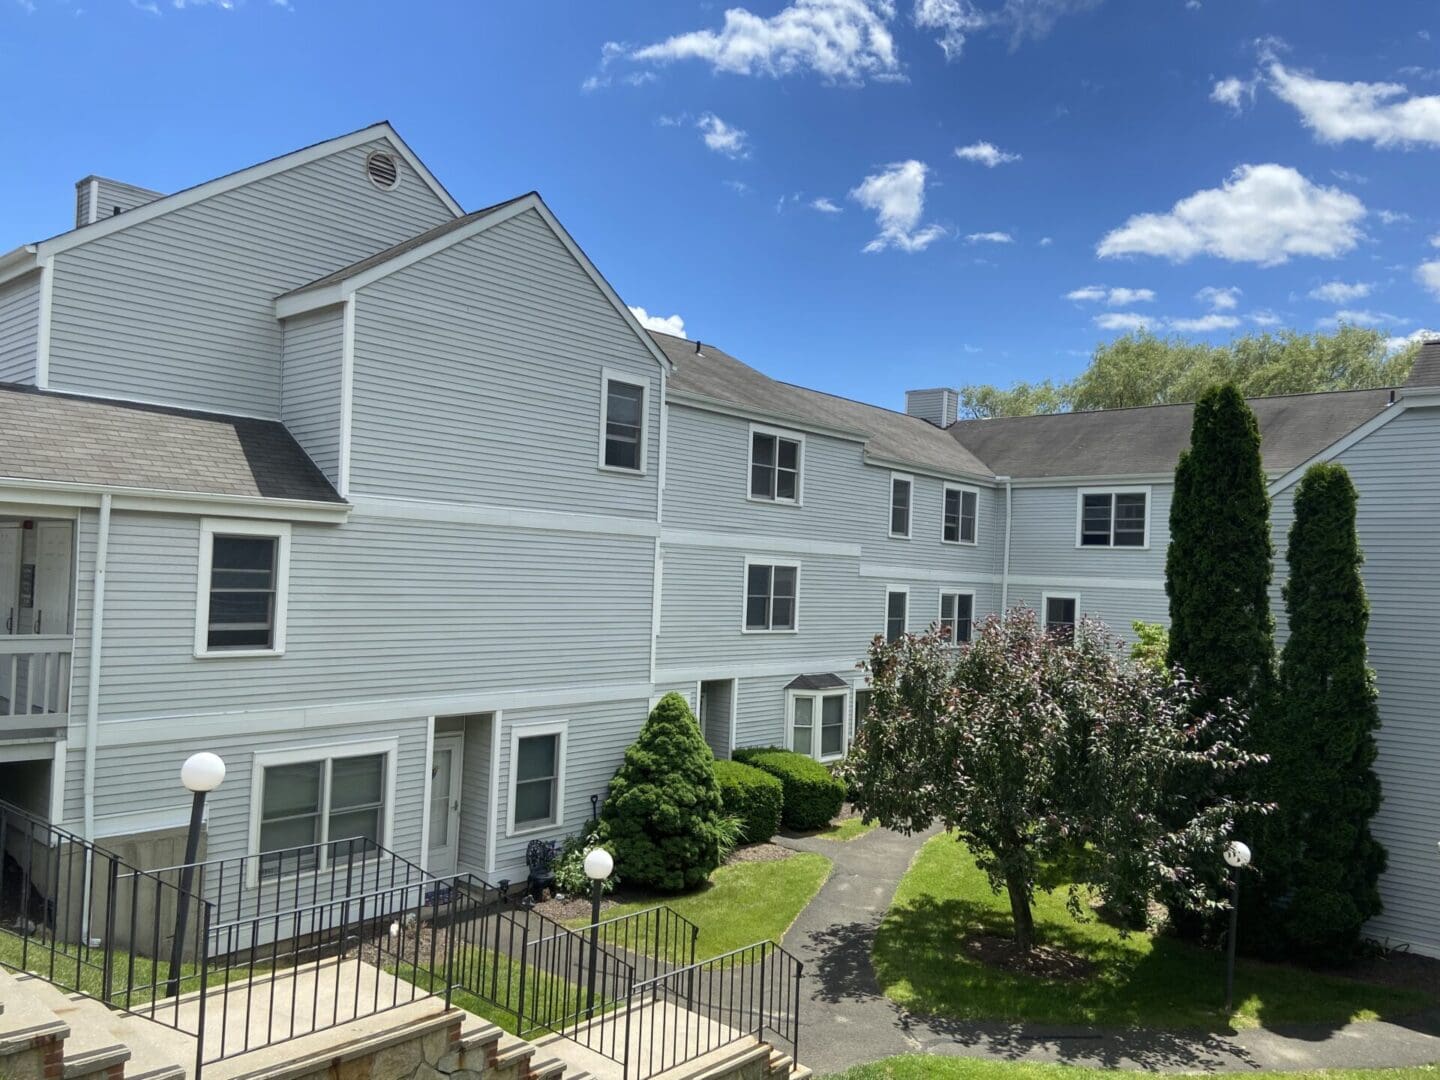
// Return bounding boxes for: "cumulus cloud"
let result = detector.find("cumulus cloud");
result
[1094,312,1155,332]
[628,305,687,336]
[1418,260,1440,300]
[1211,75,1258,113]
[1430,233,1440,248]
[1267,62,1440,148]
[811,197,843,213]
[914,0,986,59]
[627,0,900,84]
[965,230,1014,244]
[1169,313,1241,332]
[1386,327,1440,352]
[1038,236,1053,246]
[1250,310,1284,327]
[995,0,1102,47]
[1308,280,1373,303]
[1096,164,1366,266]
[850,161,947,253]
[1195,286,1241,311]
[1066,285,1155,305]
[954,140,1022,167]
[696,113,749,157]
[1318,309,1407,328]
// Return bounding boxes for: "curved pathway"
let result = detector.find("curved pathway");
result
[776,826,1440,1077]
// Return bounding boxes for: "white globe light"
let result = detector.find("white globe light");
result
[1224,841,1252,869]
[584,847,614,881]
[180,752,226,793]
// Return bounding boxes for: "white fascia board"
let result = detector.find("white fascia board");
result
[1008,472,1176,489]
[0,476,350,523]
[0,245,39,288]
[666,391,872,444]
[1267,401,1408,496]
[36,124,461,260]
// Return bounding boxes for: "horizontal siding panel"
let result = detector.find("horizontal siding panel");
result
[280,307,344,483]
[0,271,39,384]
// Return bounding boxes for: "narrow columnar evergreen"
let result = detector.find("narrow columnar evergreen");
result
[1253,463,1385,959]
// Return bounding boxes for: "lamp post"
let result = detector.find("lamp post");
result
[583,847,614,1019]
[166,752,225,998]
[1223,839,1251,1016]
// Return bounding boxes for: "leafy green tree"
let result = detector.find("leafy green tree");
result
[841,611,1262,952]
[957,379,1069,419]
[1253,463,1385,959]
[600,692,727,891]
[1129,621,1170,676]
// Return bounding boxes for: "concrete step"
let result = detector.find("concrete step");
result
[493,1031,538,1073]
[525,1054,568,1079]
[650,1038,771,1080]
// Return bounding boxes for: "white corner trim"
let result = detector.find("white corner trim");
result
[485,711,502,877]
[1268,401,1409,496]
[338,298,356,497]
[506,720,568,838]
[419,716,435,873]
[87,179,100,226]
[597,367,651,476]
[193,517,292,659]
[34,257,53,389]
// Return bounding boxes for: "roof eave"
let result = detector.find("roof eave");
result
[0,475,351,523]
[0,245,39,288]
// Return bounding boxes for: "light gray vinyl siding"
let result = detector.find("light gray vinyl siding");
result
[0,271,40,385]
[457,713,495,875]
[347,209,662,517]
[1004,582,1168,640]
[47,139,453,417]
[280,306,345,484]
[67,509,655,723]
[729,669,868,753]
[903,388,957,428]
[89,178,164,221]
[1005,483,1171,580]
[75,183,90,230]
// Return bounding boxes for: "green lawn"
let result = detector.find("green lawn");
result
[569,852,832,961]
[0,926,237,1004]
[825,1058,1440,1080]
[811,817,879,842]
[873,835,1430,1031]
[405,946,610,1037]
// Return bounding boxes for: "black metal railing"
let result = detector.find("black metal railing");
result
[585,904,700,985]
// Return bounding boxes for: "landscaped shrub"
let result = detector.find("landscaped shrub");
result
[600,692,726,891]
[714,759,783,843]
[732,747,845,831]
[552,821,618,897]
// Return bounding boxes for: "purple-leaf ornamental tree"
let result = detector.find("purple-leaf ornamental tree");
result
[841,608,1266,953]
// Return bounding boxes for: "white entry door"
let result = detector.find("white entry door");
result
[428,733,464,877]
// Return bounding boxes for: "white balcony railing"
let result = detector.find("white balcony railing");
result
[0,635,72,732]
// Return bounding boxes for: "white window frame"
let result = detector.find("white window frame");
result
[746,423,805,506]
[786,688,849,763]
[1042,592,1081,643]
[941,483,980,546]
[597,368,651,476]
[1074,486,1151,550]
[884,585,909,642]
[938,589,976,643]
[195,518,291,659]
[741,556,801,634]
[507,721,569,838]
[888,472,914,540]
[246,738,398,889]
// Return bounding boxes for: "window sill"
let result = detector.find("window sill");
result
[745,495,803,508]
[1073,543,1151,551]
[195,647,284,660]
[507,820,561,839]
[740,627,800,635]
[888,533,912,541]
[598,463,648,477]
[941,538,979,547]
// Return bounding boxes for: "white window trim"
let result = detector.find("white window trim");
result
[746,423,806,507]
[1041,592,1081,638]
[785,688,849,763]
[938,589,977,643]
[246,738,399,890]
[598,367,651,476]
[888,473,914,540]
[507,721,569,838]
[1074,486,1152,550]
[740,556,802,634]
[884,584,910,641]
[194,518,291,659]
[941,483,980,546]
[849,678,871,749]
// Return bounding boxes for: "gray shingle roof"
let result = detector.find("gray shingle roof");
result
[1405,339,1440,388]
[651,332,995,480]
[946,388,1393,478]
[0,384,344,503]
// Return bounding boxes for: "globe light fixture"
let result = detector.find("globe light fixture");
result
[180,751,226,793]
[583,846,614,1018]
[1223,840,1252,869]
[167,752,226,996]
[1222,839,1252,1015]
[584,847,614,881]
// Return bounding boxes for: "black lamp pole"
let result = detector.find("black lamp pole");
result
[586,876,602,1019]
[166,788,207,998]
[1224,870,1239,1014]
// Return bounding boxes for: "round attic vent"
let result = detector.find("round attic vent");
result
[365,151,399,190]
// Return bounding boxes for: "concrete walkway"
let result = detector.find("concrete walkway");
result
[776,827,1440,1077]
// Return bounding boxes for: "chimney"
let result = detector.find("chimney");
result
[74,175,165,228]
[904,387,960,427]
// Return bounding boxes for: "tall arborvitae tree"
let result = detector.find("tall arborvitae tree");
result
[1251,463,1385,959]
[1166,384,1275,717]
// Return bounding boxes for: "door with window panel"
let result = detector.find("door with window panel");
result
[427,734,464,876]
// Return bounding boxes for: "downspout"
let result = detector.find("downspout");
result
[80,492,111,942]
[998,476,1012,615]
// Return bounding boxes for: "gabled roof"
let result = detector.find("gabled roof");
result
[652,332,995,481]
[947,388,1394,479]
[0,383,344,506]
[1404,339,1440,389]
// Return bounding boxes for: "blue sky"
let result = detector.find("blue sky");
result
[3,0,1438,410]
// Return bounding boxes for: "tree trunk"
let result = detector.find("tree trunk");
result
[1006,874,1035,953]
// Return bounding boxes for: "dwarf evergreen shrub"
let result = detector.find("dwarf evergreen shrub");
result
[600,693,726,891]
[733,747,845,830]
[714,759,783,843]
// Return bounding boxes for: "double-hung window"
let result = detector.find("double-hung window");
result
[600,370,648,473]
[744,559,799,632]
[749,427,802,503]
[1043,594,1079,644]
[885,587,908,643]
[942,485,978,544]
[889,474,913,538]
[1078,488,1149,548]
[510,725,566,834]
[196,519,290,657]
[790,691,847,761]
[939,591,975,643]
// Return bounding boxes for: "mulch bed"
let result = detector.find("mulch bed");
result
[724,841,794,864]
[963,933,1098,981]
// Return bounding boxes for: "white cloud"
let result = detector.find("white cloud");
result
[996,0,1101,47]
[1418,260,1440,300]
[1386,327,1439,352]
[954,140,1021,167]
[1431,233,1440,248]
[1331,168,1368,185]
[1169,313,1241,332]
[1038,236,1053,246]
[811,197,843,213]
[850,160,947,253]
[723,179,752,195]
[1195,285,1241,310]
[628,305,687,336]
[1377,209,1413,226]
[1267,62,1440,148]
[1094,312,1154,332]
[1066,285,1106,302]
[1211,75,1258,113]
[628,0,901,84]
[1096,164,1366,266]
[1308,280,1372,303]
[912,0,1095,58]
[696,113,749,157]
[914,0,986,59]
[1249,309,1284,327]
[965,230,1014,244]
[1318,308,1407,328]
[1066,285,1155,305]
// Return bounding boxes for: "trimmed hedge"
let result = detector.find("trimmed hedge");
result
[733,747,845,831]
[714,759,783,844]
